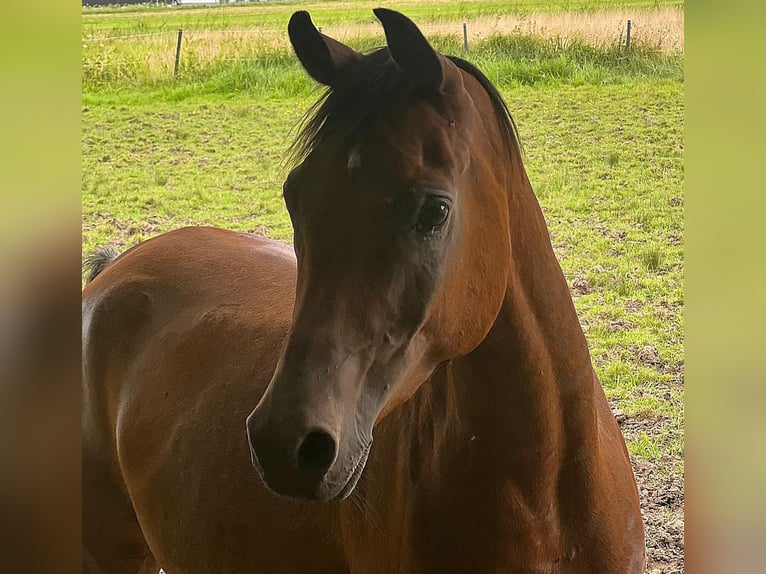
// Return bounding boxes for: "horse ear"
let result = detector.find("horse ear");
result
[373,8,445,92]
[288,11,362,87]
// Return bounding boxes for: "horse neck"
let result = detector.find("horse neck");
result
[337,162,603,555]
[448,161,598,493]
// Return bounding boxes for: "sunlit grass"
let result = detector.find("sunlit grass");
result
[83,31,682,103]
[82,1,684,34]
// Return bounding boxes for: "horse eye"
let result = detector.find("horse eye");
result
[415,198,451,232]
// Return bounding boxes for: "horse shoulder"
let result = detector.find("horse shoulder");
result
[82,227,297,463]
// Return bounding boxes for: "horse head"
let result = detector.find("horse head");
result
[247,9,520,501]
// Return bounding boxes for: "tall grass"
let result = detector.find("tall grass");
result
[83,31,683,104]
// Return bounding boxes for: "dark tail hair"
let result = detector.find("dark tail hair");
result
[83,246,120,285]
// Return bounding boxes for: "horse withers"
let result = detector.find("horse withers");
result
[82,9,645,573]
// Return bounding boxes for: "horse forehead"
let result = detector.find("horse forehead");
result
[361,111,460,168]
[301,93,470,189]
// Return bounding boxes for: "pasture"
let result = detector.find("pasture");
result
[82,1,684,571]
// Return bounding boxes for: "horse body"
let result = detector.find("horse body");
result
[83,229,347,574]
[83,226,642,574]
[83,9,644,573]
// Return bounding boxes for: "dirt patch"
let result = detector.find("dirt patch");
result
[636,343,663,367]
[668,235,683,247]
[608,318,633,332]
[636,458,685,573]
[570,276,593,296]
[613,408,685,573]
[667,196,683,207]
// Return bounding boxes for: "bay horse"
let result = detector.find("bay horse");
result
[82,9,645,573]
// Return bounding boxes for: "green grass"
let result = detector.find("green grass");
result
[82,80,684,477]
[81,2,684,481]
[83,33,683,103]
[83,0,684,35]
[82,0,683,102]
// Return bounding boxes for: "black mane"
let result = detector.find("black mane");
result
[83,246,120,284]
[289,48,521,165]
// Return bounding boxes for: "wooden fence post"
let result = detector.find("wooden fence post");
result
[626,20,632,49]
[463,22,468,52]
[174,28,183,77]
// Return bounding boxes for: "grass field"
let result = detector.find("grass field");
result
[83,0,684,34]
[83,1,683,96]
[82,2,684,571]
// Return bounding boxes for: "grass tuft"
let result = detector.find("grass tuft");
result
[641,244,665,271]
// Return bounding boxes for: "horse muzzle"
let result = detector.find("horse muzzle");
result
[246,410,370,502]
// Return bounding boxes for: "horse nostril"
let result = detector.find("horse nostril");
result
[297,430,336,472]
